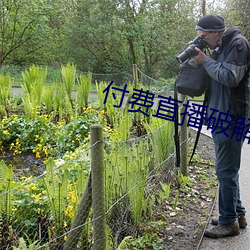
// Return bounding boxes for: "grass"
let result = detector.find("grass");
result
[189,94,205,102]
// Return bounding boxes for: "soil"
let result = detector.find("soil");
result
[0,152,45,180]
[158,129,217,250]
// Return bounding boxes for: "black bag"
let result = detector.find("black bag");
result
[175,58,209,97]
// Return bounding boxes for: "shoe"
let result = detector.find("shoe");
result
[204,222,240,238]
[211,214,247,229]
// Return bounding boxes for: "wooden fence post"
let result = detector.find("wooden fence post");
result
[133,64,138,87]
[91,124,106,250]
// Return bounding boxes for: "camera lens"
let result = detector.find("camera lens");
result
[176,44,198,63]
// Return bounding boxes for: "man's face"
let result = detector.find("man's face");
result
[196,30,222,49]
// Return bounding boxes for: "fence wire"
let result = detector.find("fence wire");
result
[0,118,184,249]
[0,67,189,249]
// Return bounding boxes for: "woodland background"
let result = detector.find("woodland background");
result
[0,0,249,81]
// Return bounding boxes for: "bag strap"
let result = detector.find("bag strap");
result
[174,80,208,167]
[188,90,208,164]
[174,81,180,168]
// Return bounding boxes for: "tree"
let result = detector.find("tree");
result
[220,0,250,39]
[0,0,50,65]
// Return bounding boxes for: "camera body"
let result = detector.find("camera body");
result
[176,36,208,64]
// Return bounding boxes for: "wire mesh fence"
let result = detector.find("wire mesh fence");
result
[0,118,187,249]
[0,65,189,249]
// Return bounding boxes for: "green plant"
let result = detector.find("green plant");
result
[144,116,174,164]
[43,159,69,224]
[157,182,171,204]
[76,72,92,110]
[21,65,47,118]
[172,190,180,210]
[43,84,56,114]
[0,108,102,158]
[12,233,49,250]
[178,173,191,189]
[12,177,49,241]
[96,81,108,110]
[0,73,12,116]
[117,233,163,250]
[42,157,90,237]
[105,136,154,240]
[60,62,76,102]
[0,161,15,222]
[126,83,153,127]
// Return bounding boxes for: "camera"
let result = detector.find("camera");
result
[176,36,208,64]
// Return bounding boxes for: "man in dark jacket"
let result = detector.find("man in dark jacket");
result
[192,15,250,238]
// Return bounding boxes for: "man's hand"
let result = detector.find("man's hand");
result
[192,47,207,64]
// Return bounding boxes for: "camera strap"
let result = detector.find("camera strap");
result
[174,84,208,168]
[189,91,208,165]
[174,82,180,168]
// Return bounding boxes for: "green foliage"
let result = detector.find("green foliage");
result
[105,136,153,227]
[158,182,171,203]
[43,159,68,230]
[0,161,14,222]
[43,85,56,113]
[0,69,184,248]
[144,116,175,164]
[13,235,46,250]
[21,65,47,118]
[12,177,48,240]
[96,81,106,110]
[0,73,12,116]
[61,63,76,100]
[117,233,163,250]
[0,0,52,65]
[0,0,228,77]
[0,109,101,158]
[178,173,192,189]
[76,72,92,110]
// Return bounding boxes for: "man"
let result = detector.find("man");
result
[192,15,250,238]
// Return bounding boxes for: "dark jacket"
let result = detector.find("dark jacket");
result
[203,26,250,128]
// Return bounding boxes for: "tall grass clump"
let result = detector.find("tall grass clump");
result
[0,161,14,222]
[21,65,47,118]
[76,72,92,112]
[0,73,12,116]
[61,63,76,103]
[105,133,154,246]
[43,84,56,114]
[144,116,175,164]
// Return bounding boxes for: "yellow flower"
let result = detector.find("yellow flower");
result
[32,193,42,201]
[43,147,49,157]
[36,152,41,159]
[71,195,76,204]
[3,130,9,135]
[26,183,37,191]
[65,205,74,218]
[12,207,17,212]
[14,149,22,155]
